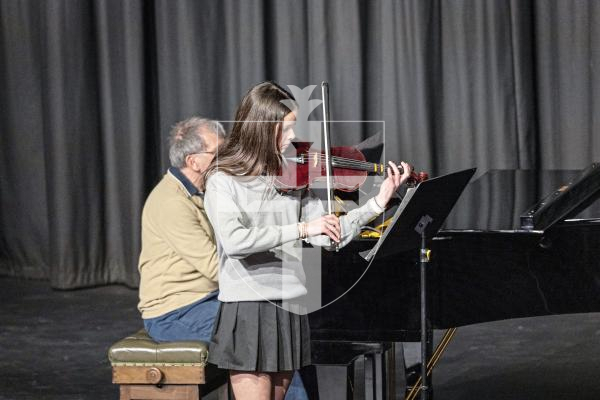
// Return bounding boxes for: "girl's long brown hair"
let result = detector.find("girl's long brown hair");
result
[201,81,295,189]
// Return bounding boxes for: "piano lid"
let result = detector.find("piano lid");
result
[442,169,600,231]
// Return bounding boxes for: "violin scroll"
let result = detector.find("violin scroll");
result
[404,166,429,187]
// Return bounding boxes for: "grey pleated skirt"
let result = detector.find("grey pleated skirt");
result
[208,301,311,372]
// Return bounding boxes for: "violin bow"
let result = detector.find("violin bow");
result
[321,81,339,251]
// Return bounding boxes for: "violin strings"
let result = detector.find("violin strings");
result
[331,157,404,174]
[307,153,377,170]
[312,153,379,169]
[303,152,404,174]
[327,158,404,174]
[325,156,383,171]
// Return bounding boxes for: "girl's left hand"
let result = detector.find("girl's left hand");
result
[374,161,412,209]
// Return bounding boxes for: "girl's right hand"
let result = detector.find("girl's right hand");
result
[306,214,341,243]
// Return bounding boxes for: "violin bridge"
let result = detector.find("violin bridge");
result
[313,153,319,168]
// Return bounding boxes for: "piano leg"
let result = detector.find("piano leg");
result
[365,354,375,400]
[383,344,395,400]
[348,349,390,400]
[364,353,381,400]
[351,344,396,400]
[347,358,363,400]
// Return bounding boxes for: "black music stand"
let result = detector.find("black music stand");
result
[363,168,476,400]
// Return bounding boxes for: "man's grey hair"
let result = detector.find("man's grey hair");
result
[168,117,226,168]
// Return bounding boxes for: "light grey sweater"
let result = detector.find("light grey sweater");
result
[204,171,384,302]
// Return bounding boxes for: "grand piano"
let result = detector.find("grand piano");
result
[307,166,600,397]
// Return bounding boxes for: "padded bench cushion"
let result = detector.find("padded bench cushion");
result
[108,329,209,366]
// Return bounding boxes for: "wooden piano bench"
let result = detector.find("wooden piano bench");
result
[108,330,229,400]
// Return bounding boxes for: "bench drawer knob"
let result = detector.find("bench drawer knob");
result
[146,367,163,384]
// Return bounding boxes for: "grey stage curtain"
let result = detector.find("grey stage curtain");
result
[0,0,599,288]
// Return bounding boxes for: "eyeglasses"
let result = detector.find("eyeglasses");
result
[188,151,216,157]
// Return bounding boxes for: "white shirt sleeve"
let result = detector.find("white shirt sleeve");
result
[300,189,385,250]
[204,174,299,259]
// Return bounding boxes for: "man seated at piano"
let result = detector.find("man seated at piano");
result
[136,116,310,399]
[137,117,224,343]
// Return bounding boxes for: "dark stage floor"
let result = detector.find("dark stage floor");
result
[1,276,600,399]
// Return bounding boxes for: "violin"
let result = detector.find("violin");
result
[275,141,429,192]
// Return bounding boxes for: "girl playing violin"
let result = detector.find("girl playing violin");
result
[202,81,412,400]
